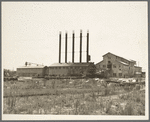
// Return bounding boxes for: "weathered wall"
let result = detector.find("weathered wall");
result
[48,66,88,76]
[96,53,140,78]
[17,68,44,77]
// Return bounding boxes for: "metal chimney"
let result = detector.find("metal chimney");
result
[59,31,61,63]
[72,31,75,63]
[87,30,89,63]
[80,30,82,63]
[65,32,67,63]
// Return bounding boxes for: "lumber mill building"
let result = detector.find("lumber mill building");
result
[48,62,95,76]
[16,30,142,78]
[17,30,96,77]
[47,30,95,77]
[17,62,48,77]
[96,52,142,78]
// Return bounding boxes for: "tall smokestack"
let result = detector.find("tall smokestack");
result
[72,31,75,63]
[65,32,67,63]
[59,31,61,63]
[80,30,82,63]
[87,30,89,63]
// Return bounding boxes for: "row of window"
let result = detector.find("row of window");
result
[102,64,131,69]
[49,67,87,69]
[18,73,41,76]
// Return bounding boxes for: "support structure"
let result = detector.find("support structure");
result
[87,30,89,63]
[58,30,89,64]
[59,32,61,63]
[80,30,82,63]
[72,31,75,63]
[65,32,67,63]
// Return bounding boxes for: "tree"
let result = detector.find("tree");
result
[86,64,96,77]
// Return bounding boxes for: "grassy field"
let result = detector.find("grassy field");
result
[3,78,145,115]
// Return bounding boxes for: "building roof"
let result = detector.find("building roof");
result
[95,60,103,65]
[17,66,45,69]
[135,72,142,74]
[117,60,129,66]
[134,66,142,68]
[49,63,93,67]
[103,52,136,62]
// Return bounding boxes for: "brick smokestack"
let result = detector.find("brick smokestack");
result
[65,32,67,63]
[80,30,82,63]
[72,31,75,63]
[59,31,61,63]
[87,30,89,63]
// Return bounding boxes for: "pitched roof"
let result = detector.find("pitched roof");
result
[17,66,45,69]
[116,60,129,66]
[134,66,142,68]
[95,60,103,65]
[49,63,93,67]
[103,52,136,62]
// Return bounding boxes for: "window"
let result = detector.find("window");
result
[113,65,116,68]
[107,63,112,68]
[103,65,106,68]
[119,73,122,77]
[113,73,116,77]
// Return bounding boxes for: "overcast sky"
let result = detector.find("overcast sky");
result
[2,2,148,71]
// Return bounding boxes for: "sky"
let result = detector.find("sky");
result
[2,2,148,71]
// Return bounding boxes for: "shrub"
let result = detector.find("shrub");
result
[123,85,130,91]
[135,84,140,90]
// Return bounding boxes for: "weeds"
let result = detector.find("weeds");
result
[3,78,145,115]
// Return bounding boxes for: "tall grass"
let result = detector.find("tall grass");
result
[3,78,145,115]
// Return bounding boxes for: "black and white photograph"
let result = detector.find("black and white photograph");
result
[2,1,148,120]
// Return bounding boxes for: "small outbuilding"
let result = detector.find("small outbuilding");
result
[17,66,48,77]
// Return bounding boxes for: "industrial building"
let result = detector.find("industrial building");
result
[48,62,95,76]
[17,63,48,77]
[46,30,96,77]
[17,30,96,78]
[16,30,143,78]
[96,52,142,78]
